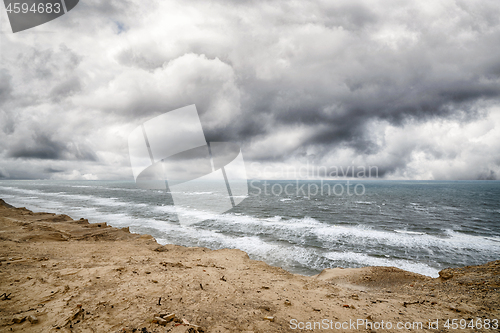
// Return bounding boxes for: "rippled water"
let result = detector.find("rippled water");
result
[0,180,499,277]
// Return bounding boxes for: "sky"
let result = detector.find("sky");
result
[0,0,500,180]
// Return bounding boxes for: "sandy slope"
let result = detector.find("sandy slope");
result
[0,199,498,332]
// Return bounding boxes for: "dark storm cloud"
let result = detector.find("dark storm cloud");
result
[220,78,499,162]
[214,0,500,161]
[7,132,98,161]
[301,79,500,152]
[7,133,67,160]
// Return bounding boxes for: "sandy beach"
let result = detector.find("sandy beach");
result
[0,199,498,332]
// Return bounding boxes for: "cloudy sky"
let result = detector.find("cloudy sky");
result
[1,0,500,180]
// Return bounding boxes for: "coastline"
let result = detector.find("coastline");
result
[0,199,498,332]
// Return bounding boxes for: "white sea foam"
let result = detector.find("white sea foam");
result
[394,229,426,235]
[182,191,214,195]
[198,214,500,260]
[324,251,439,277]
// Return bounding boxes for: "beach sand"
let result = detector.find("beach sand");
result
[0,199,498,332]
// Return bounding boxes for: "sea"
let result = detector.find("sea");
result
[0,179,499,278]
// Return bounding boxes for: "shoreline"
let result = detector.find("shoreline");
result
[0,199,498,332]
[0,196,442,278]
[2,180,498,280]
[0,194,452,279]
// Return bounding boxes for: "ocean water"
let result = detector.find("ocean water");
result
[0,180,499,278]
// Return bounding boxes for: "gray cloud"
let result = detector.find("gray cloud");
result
[478,169,497,180]
[0,69,13,104]
[7,132,66,160]
[0,0,499,180]
[50,76,82,101]
[44,167,64,173]
[7,132,97,161]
